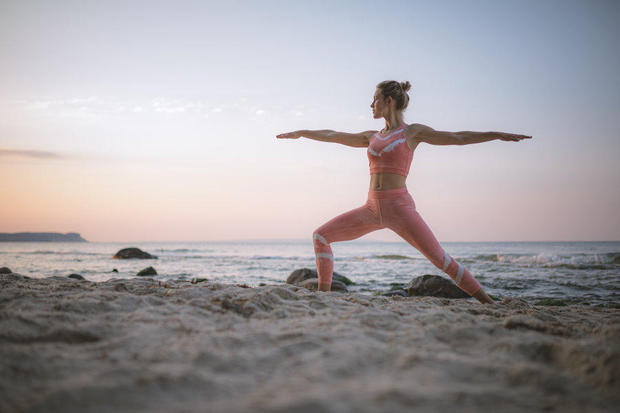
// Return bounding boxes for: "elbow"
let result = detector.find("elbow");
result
[325,130,337,141]
[454,132,467,145]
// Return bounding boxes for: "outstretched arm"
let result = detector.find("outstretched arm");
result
[276,130,375,148]
[406,123,532,146]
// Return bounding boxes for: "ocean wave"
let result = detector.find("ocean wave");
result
[156,248,211,253]
[250,255,291,260]
[473,252,620,268]
[20,250,105,256]
[545,263,610,270]
[474,254,504,262]
[373,254,412,260]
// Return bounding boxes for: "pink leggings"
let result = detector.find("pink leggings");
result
[312,187,481,296]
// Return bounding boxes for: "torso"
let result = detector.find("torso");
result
[368,124,420,190]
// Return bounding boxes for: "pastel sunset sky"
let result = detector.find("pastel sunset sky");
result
[1,0,618,242]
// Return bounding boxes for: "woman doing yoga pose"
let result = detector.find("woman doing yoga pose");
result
[276,80,531,304]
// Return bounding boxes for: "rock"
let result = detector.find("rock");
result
[380,289,408,297]
[191,277,208,284]
[68,273,85,280]
[113,247,157,259]
[136,266,157,277]
[0,272,30,281]
[111,268,118,273]
[0,267,12,274]
[298,279,348,292]
[405,274,470,299]
[286,268,353,286]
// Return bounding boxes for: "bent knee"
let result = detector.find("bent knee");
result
[312,231,330,249]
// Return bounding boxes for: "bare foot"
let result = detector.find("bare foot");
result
[318,282,331,292]
[472,289,495,304]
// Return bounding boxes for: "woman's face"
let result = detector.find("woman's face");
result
[370,88,391,119]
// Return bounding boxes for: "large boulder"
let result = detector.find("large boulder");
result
[405,274,470,299]
[68,273,85,280]
[113,247,157,259]
[0,267,12,274]
[286,268,353,286]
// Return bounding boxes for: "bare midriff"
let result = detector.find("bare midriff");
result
[369,173,407,191]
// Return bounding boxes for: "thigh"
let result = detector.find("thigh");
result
[383,197,443,261]
[315,201,383,244]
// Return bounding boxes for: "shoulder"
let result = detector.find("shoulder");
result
[359,130,378,144]
[403,123,432,141]
[404,123,433,135]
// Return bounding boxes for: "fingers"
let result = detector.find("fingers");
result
[503,134,532,141]
[276,132,298,139]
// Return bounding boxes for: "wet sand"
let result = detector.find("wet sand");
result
[1,273,618,413]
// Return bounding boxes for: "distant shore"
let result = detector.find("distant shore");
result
[0,272,617,412]
[0,232,87,242]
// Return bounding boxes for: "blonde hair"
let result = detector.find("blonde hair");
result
[376,80,411,111]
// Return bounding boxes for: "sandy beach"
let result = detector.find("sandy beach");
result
[1,272,618,413]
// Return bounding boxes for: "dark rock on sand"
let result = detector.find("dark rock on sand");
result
[405,274,470,299]
[111,268,118,273]
[191,277,208,284]
[380,289,408,297]
[287,268,353,286]
[136,267,157,277]
[68,274,85,280]
[298,279,348,292]
[113,247,157,259]
[0,267,12,274]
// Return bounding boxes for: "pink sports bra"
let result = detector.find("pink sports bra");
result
[367,122,413,177]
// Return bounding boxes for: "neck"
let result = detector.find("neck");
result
[384,114,403,131]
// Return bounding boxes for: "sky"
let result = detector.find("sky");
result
[1,0,619,242]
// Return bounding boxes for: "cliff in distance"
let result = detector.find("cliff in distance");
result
[0,232,88,242]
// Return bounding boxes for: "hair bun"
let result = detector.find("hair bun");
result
[400,81,411,93]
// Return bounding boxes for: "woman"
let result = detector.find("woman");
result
[276,80,531,304]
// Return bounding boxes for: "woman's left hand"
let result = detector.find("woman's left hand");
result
[498,133,532,141]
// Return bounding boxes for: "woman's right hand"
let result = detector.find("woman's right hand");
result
[276,131,302,139]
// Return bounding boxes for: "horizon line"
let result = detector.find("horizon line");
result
[46,238,620,243]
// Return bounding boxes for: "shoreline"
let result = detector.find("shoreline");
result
[1,272,618,412]
[1,241,618,308]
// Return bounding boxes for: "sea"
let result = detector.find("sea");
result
[1,240,619,307]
